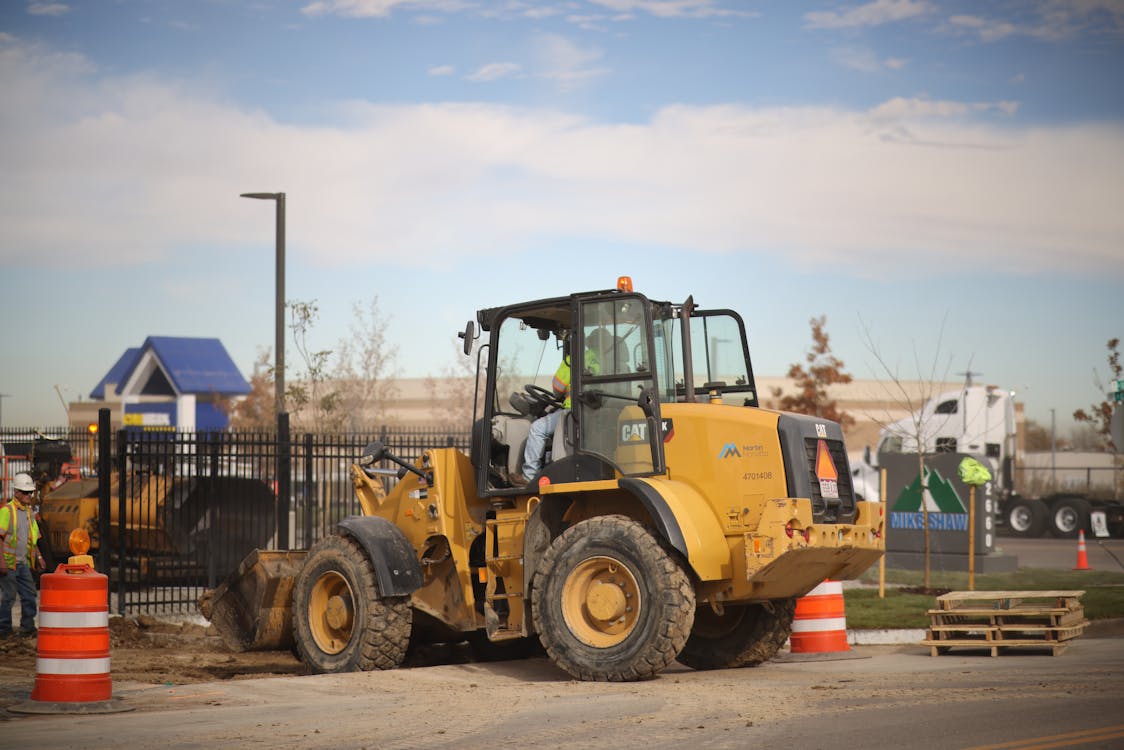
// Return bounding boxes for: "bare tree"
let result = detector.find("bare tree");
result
[334,296,400,431]
[287,299,343,431]
[424,339,482,430]
[860,314,957,591]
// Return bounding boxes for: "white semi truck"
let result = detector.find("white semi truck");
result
[854,384,1123,538]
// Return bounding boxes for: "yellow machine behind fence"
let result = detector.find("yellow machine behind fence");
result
[201,278,884,682]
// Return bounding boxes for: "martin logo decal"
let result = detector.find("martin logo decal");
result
[718,443,742,459]
[889,467,968,531]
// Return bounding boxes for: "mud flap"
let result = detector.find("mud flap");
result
[337,516,424,597]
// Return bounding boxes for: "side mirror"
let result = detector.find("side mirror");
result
[459,321,475,356]
[359,441,386,466]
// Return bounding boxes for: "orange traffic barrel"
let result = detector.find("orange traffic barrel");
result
[11,563,132,714]
[790,579,850,654]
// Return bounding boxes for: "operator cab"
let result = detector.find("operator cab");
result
[465,277,759,496]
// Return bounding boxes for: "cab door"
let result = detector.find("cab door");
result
[572,294,664,477]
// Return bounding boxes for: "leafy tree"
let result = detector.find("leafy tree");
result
[228,349,276,430]
[771,315,854,428]
[1072,337,1121,451]
[1022,419,1053,452]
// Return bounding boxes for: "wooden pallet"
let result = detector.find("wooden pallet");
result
[921,590,1088,657]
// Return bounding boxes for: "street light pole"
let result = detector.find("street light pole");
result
[240,192,286,416]
[240,191,290,549]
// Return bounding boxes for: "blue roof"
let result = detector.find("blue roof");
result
[145,337,250,395]
[90,337,251,398]
[90,348,142,399]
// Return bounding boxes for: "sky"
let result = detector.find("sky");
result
[1,0,1122,434]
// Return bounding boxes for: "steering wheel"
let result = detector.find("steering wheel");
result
[524,384,562,411]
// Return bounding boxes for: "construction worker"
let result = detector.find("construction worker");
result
[0,472,46,637]
[520,330,602,484]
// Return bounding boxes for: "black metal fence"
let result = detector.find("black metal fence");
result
[2,425,470,616]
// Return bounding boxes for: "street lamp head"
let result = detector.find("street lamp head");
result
[241,192,281,200]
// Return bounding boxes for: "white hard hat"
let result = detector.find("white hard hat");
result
[12,472,35,493]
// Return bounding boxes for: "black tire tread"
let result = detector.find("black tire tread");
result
[677,598,796,670]
[293,532,411,673]
[532,515,695,682]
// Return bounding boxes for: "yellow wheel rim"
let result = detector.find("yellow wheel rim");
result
[308,570,355,655]
[561,556,641,648]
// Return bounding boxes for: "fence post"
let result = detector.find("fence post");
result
[303,433,314,549]
[208,432,221,588]
[96,409,112,575]
[277,412,291,550]
[115,429,127,615]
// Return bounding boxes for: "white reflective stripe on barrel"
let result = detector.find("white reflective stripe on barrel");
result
[805,580,843,597]
[791,617,848,633]
[36,657,112,675]
[39,610,110,629]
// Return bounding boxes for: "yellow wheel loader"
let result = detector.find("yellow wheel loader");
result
[202,278,884,682]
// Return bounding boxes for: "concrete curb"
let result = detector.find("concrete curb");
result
[848,629,927,645]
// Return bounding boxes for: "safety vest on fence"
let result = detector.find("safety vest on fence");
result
[0,500,39,567]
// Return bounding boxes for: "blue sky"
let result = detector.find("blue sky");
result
[1,0,1121,433]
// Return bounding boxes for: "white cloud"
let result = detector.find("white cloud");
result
[466,62,521,82]
[534,34,610,90]
[2,36,1122,282]
[805,0,932,29]
[868,96,1019,121]
[28,3,70,16]
[947,14,1019,42]
[830,46,909,72]
[301,0,471,18]
[427,64,455,76]
[946,2,1124,43]
[586,0,746,18]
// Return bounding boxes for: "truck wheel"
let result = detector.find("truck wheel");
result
[1050,497,1091,539]
[531,515,695,682]
[292,532,411,674]
[1006,498,1048,538]
[676,598,796,670]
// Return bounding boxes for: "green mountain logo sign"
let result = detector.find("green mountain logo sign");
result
[891,467,966,513]
[888,466,970,532]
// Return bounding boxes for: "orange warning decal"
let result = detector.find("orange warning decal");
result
[815,440,838,480]
[815,439,840,499]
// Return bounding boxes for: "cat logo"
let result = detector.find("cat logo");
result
[718,443,742,459]
[620,421,649,444]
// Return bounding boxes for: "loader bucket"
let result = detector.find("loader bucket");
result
[199,548,307,652]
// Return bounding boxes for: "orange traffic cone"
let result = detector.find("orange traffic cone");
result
[1073,530,1092,571]
[791,580,850,653]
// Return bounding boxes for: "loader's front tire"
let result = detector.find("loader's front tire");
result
[676,598,796,670]
[293,532,411,674]
[532,516,695,682]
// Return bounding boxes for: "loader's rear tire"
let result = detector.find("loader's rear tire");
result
[292,532,411,674]
[676,598,796,671]
[531,515,695,682]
